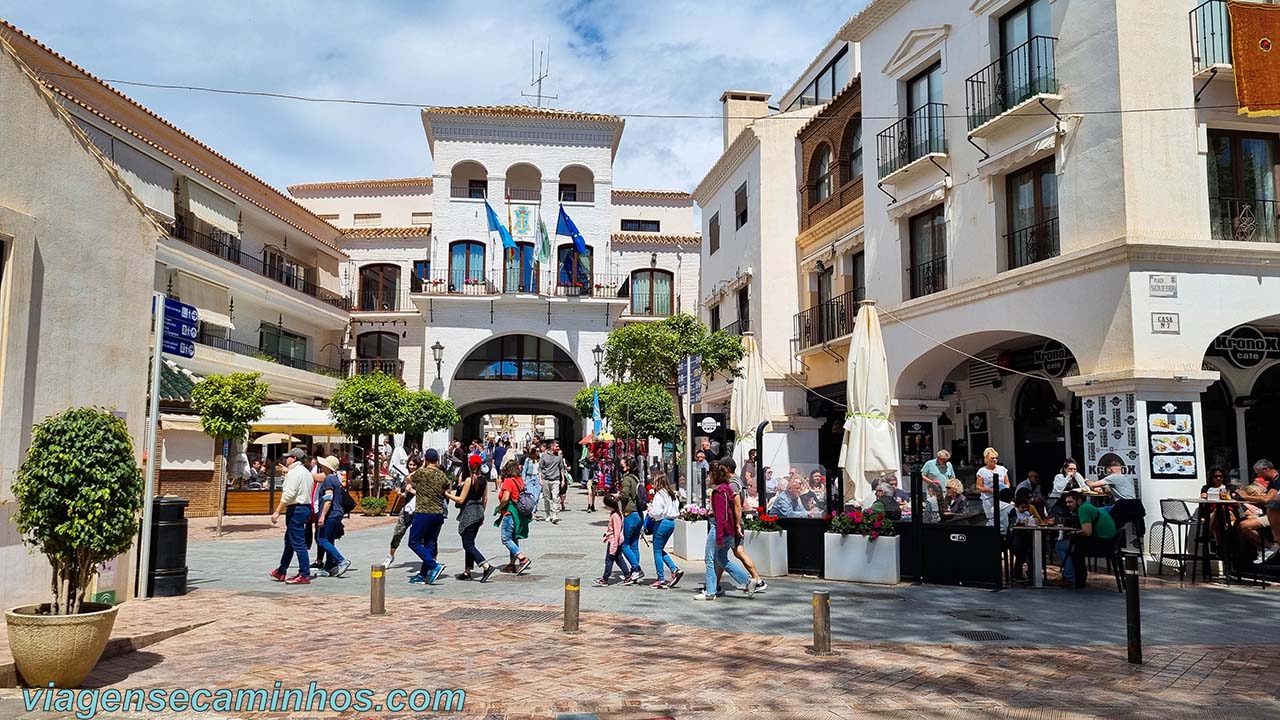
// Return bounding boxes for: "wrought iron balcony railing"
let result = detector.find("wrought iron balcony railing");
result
[909,256,947,299]
[1007,217,1061,269]
[965,36,1058,130]
[794,287,863,349]
[877,103,947,179]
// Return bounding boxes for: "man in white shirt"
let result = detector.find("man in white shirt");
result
[270,448,315,585]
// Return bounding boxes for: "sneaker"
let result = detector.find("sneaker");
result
[746,578,760,597]
[668,569,684,588]
[1265,546,1279,562]
[650,580,669,589]
[754,580,768,592]
[516,558,532,575]
[1256,550,1268,565]
[592,577,610,587]
[409,575,427,584]
[501,563,516,573]
[480,565,496,583]
[695,585,726,597]
[269,569,286,582]
[622,572,640,586]
[284,575,310,585]
[427,564,446,584]
[310,569,329,579]
[382,555,394,568]
[455,572,473,581]
[334,560,351,578]
[692,592,717,601]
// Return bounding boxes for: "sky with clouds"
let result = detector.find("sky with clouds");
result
[2,0,865,193]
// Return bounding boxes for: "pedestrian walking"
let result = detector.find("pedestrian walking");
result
[617,456,645,582]
[584,448,598,512]
[269,448,314,585]
[539,440,565,523]
[496,458,532,574]
[523,445,543,520]
[314,455,351,578]
[593,493,632,586]
[383,456,419,568]
[446,458,496,583]
[407,449,449,585]
[722,457,766,591]
[694,462,758,600]
[646,473,683,588]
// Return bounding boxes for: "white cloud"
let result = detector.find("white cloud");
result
[4,0,864,191]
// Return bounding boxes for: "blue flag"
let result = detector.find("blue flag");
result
[485,200,515,250]
[556,205,588,254]
[592,388,602,436]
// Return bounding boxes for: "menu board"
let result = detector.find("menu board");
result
[900,421,934,490]
[1146,401,1196,479]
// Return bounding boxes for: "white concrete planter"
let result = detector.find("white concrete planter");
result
[823,533,900,585]
[742,530,788,577]
[672,519,708,561]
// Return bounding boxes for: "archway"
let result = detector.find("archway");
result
[1202,378,1238,474]
[1246,364,1280,469]
[1013,376,1066,491]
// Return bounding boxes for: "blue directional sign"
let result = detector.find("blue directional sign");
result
[158,297,198,359]
[161,337,196,358]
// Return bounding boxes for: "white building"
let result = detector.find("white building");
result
[293,106,700,452]
[826,0,1280,524]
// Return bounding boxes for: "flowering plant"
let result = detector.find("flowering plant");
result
[743,510,780,532]
[827,507,897,540]
[678,504,709,522]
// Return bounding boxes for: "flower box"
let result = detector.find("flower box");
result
[672,519,708,561]
[742,529,788,577]
[823,533,899,584]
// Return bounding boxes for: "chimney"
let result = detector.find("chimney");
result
[720,90,771,150]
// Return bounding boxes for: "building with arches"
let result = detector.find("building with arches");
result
[291,106,700,452]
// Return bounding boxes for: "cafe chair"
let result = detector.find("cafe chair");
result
[1157,499,1195,579]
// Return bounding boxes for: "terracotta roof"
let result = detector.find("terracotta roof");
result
[611,189,693,201]
[341,226,432,239]
[288,177,434,194]
[422,105,624,124]
[0,20,346,255]
[611,232,701,246]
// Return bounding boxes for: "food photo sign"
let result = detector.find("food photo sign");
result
[1146,401,1196,479]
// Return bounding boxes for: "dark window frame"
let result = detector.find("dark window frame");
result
[448,240,486,288]
[812,144,834,205]
[735,182,749,229]
[559,182,578,202]
[709,304,721,333]
[456,334,583,382]
[556,243,593,288]
[848,251,866,301]
[260,323,308,367]
[736,286,750,330]
[621,218,661,233]
[629,268,674,316]
[709,212,721,255]
[1004,156,1059,269]
[358,263,401,311]
[467,179,487,199]
[355,331,400,360]
[908,205,947,299]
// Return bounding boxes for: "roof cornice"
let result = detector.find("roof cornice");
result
[611,232,701,246]
[341,226,432,239]
[288,177,433,194]
[693,128,760,206]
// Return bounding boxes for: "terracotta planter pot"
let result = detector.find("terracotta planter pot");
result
[823,533,900,584]
[742,529,788,577]
[6,602,119,688]
[671,519,708,561]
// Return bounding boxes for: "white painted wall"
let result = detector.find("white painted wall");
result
[611,195,696,234]
[291,187,433,228]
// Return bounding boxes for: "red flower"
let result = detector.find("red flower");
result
[870,531,879,540]
[823,512,833,521]
[873,520,882,528]
[757,506,766,514]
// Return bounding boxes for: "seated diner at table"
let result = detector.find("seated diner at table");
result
[772,477,819,519]
[1087,457,1145,541]
[1237,459,1280,565]
[943,478,967,516]
[871,482,903,521]
[1059,490,1117,589]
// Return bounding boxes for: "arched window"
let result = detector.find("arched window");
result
[505,163,542,202]
[503,241,538,293]
[451,161,488,199]
[457,335,583,381]
[812,145,833,204]
[358,264,400,311]
[448,241,486,292]
[844,117,863,183]
[556,244,593,295]
[354,332,401,377]
[558,165,595,203]
[630,269,674,316]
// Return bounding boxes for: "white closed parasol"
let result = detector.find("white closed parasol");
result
[729,332,771,461]
[838,301,900,505]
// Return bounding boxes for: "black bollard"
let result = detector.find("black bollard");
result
[1124,554,1141,664]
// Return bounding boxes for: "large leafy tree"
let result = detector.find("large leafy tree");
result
[400,389,460,438]
[328,372,408,493]
[574,383,680,440]
[602,313,744,387]
[190,372,269,536]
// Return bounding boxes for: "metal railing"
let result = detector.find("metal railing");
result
[1007,217,1061,269]
[355,287,409,312]
[627,291,675,317]
[344,358,404,380]
[407,268,627,298]
[1210,197,1280,243]
[195,331,342,378]
[450,185,488,199]
[909,256,947,299]
[506,188,541,202]
[965,36,1058,130]
[794,287,863,349]
[547,270,624,298]
[413,268,499,296]
[559,190,594,203]
[721,318,750,337]
[169,224,349,310]
[1190,0,1232,73]
[877,103,947,179]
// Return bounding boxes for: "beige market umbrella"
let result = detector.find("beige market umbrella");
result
[250,401,342,436]
[252,432,300,446]
[730,332,770,459]
[838,302,900,505]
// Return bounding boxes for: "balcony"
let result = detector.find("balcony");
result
[1210,197,1280,243]
[909,256,947,299]
[965,36,1059,138]
[169,224,349,310]
[450,185,487,199]
[506,188,541,202]
[625,290,675,318]
[345,357,404,380]
[195,331,342,378]
[1191,0,1232,74]
[795,288,862,350]
[1007,217,1061,269]
[876,103,947,185]
[409,268,627,299]
[721,318,750,337]
[559,190,594,204]
[354,287,412,312]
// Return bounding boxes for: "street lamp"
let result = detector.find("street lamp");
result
[592,344,604,384]
[431,340,444,380]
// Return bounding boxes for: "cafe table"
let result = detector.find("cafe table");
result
[1011,524,1078,588]
[1169,497,1246,583]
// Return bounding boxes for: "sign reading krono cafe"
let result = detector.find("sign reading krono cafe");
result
[1208,325,1280,369]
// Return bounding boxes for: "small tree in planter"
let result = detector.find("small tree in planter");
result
[8,407,143,687]
[328,372,407,497]
[190,372,269,537]
[824,507,900,584]
[399,389,460,443]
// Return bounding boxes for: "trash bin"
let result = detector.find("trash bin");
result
[148,496,189,597]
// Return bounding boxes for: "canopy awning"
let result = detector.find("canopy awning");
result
[250,401,342,436]
[183,177,240,235]
[171,271,234,329]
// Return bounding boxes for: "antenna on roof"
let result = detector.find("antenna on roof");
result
[521,39,557,108]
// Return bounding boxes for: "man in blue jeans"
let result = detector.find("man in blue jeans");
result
[269,448,315,585]
[407,449,449,585]
[618,456,645,583]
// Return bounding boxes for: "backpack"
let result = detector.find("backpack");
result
[630,475,648,514]
[514,478,536,517]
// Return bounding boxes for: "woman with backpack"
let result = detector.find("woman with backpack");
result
[446,457,497,583]
[495,458,532,574]
[695,462,758,600]
[617,456,645,583]
[313,455,351,578]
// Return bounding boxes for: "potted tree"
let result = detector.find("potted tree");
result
[672,504,709,560]
[6,408,144,687]
[742,509,788,577]
[190,372,269,537]
[328,371,407,498]
[824,507,900,584]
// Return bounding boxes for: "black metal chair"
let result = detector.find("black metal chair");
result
[1158,499,1195,579]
